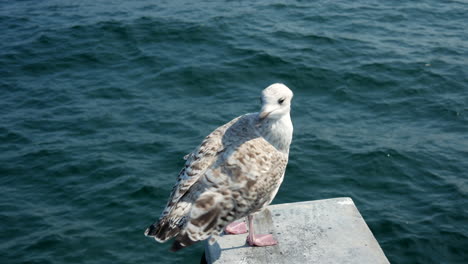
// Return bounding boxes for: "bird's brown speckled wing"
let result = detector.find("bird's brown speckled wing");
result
[178,125,288,247]
[159,115,245,219]
[144,115,245,242]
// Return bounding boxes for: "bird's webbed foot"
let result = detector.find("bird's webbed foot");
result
[224,221,248,235]
[246,234,278,246]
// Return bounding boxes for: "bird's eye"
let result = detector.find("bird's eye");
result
[278,98,285,104]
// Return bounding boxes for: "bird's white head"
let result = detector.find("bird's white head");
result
[259,83,294,120]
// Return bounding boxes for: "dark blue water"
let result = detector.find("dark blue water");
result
[1,0,467,263]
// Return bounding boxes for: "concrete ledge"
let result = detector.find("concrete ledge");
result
[204,197,389,264]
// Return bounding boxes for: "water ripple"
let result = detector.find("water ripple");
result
[1,0,467,263]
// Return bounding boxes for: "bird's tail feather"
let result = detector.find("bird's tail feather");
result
[170,192,226,251]
[144,220,180,242]
[145,201,193,242]
[170,233,197,252]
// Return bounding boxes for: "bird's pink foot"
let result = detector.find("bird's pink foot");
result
[247,234,278,246]
[225,221,248,234]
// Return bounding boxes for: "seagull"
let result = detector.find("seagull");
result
[145,83,294,251]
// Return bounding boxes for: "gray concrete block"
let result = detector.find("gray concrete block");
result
[204,197,390,264]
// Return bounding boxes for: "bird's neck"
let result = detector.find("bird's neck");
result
[255,113,293,154]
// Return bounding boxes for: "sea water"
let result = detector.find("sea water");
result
[1,1,467,263]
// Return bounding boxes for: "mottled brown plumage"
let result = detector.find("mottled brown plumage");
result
[145,83,293,251]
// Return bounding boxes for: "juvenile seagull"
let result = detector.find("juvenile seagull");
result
[145,83,294,251]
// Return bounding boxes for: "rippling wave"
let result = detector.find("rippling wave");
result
[1,0,467,263]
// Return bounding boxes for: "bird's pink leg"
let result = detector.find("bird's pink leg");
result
[246,215,278,246]
[225,220,248,234]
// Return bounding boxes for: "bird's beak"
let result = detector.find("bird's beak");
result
[259,105,275,120]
